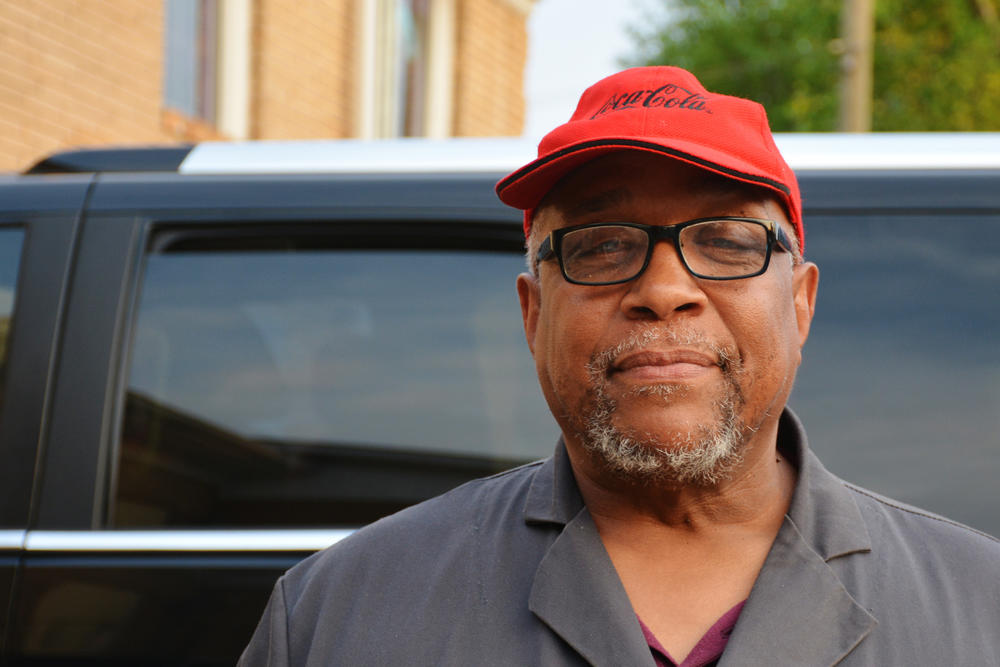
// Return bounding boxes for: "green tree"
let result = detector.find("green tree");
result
[626,0,1000,131]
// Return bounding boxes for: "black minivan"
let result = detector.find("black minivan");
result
[1,135,997,665]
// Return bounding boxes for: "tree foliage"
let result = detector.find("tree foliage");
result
[626,0,1000,131]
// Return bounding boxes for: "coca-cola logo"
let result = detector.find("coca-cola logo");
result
[589,84,712,120]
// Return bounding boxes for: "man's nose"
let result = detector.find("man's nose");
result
[619,240,707,321]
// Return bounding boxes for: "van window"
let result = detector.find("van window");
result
[114,231,556,527]
[790,213,1000,537]
[0,228,25,420]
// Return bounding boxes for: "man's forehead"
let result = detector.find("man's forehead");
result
[537,155,778,225]
[563,188,631,219]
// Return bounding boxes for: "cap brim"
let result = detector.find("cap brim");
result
[496,137,793,214]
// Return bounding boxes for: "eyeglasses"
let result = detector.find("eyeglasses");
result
[536,217,794,285]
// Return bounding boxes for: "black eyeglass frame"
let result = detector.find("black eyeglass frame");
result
[535,217,795,285]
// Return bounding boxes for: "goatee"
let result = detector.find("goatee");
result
[581,328,749,486]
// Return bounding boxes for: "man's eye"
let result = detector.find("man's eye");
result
[698,235,753,251]
[592,238,628,253]
[573,237,635,260]
[686,223,763,253]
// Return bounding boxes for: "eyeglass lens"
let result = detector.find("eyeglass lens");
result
[560,220,770,283]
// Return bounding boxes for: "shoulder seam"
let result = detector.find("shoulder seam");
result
[477,458,547,482]
[844,482,998,543]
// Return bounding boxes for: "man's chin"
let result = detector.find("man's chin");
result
[580,386,748,486]
[583,423,746,487]
[605,390,717,434]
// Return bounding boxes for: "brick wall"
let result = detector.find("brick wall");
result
[0,0,530,173]
[252,0,356,139]
[0,0,176,172]
[452,0,528,137]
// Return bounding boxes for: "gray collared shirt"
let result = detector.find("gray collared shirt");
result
[239,410,999,666]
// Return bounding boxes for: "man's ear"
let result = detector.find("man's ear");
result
[792,261,819,347]
[516,272,540,355]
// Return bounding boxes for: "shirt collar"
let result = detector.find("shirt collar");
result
[522,409,872,560]
[523,437,585,525]
[778,409,872,560]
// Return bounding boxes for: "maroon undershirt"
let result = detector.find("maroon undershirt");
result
[637,600,746,667]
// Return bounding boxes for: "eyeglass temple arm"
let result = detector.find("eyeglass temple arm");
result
[772,222,795,255]
[536,235,555,262]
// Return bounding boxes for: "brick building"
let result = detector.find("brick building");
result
[0,0,533,172]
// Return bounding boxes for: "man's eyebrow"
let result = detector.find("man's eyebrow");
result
[563,188,632,218]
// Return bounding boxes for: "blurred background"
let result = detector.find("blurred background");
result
[1,4,998,663]
[2,0,999,172]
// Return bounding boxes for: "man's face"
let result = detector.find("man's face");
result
[516,152,818,485]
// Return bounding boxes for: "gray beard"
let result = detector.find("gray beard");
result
[580,328,749,486]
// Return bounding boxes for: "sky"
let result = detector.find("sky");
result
[523,0,664,140]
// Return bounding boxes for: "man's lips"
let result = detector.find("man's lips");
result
[609,349,718,382]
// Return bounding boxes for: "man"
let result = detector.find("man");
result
[240,67,998,666]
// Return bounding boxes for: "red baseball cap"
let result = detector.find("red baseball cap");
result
[496,66,803,250]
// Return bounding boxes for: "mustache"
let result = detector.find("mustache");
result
[585,327,741,379]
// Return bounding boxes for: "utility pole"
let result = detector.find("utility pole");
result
[838,0,875,132]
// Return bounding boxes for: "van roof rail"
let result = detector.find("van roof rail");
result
[25,146,195,175]
[24,134,1000,177]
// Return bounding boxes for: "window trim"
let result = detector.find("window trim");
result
[105,219,541,530]
[357,0,455,138]
[22,529,353,553]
